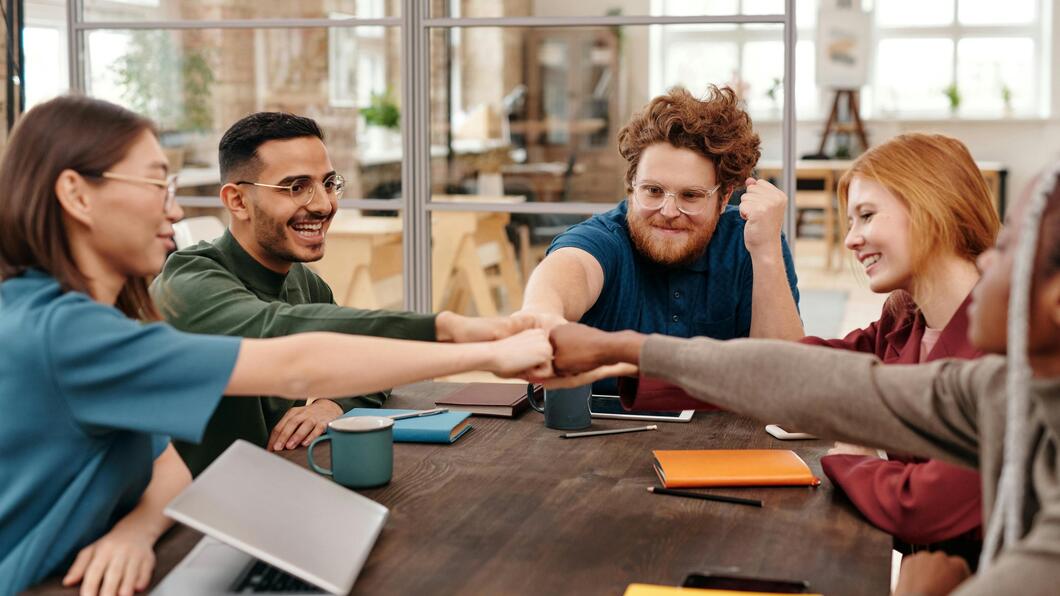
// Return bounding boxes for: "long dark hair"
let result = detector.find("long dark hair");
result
[0,95,161,320]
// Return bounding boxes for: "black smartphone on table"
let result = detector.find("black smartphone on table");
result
[682,572,812,593]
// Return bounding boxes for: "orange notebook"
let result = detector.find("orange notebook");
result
[652,449,820,488]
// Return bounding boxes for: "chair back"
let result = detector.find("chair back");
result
[173,216,226,249]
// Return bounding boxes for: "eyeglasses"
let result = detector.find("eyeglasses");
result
[631,181,721,216]
[236,174,346,206]
[83,171,179,211]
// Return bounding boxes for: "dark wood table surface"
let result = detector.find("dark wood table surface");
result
[29,382,890,595]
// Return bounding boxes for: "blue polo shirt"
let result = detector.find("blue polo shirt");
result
[549,201,799,390]
[0,269,241,593]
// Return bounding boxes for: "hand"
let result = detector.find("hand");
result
[435,311,538,342]
[894,551,971,596]
[550,323,645,376]
[739,177,787,255]
[486,328,554,378]
[62,522,156,596]
[510,310,569,333]
[534,363,640,389]
[268,399,343,451]
[828,441,884,458]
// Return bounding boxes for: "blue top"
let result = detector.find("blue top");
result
[549,201,799,391]
[0,269,241,593]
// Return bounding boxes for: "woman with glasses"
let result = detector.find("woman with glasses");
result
[0,96,552,595]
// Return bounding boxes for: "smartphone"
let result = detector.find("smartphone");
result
[765,424,817,440]
[683,572,811,593]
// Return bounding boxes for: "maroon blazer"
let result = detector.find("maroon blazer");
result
[805,296,983,548]
[619,296,984,548]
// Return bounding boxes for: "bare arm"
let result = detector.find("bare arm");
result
[740,178,804,340]
[63,445,191,594]
[225,330,552,399]
[748,248,804,340]
[518,247,605,323]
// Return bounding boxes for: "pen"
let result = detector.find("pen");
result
[387,408,449,421]
[560,425,657,439]
[647,486,763,508]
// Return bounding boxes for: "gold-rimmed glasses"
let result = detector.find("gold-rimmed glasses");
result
[235,174,346,207]
[631,180,721,216]
[84,171,179,211]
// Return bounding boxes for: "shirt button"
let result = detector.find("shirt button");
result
[672,314,679,322]
[673,291,681,299]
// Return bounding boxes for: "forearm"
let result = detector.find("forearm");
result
[520,250,600,322]
[748,249,804,340]
[639,335,981,468]
[229,334,496,399]
[113,445,190,543]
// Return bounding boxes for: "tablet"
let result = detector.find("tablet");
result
[589,394,694,423]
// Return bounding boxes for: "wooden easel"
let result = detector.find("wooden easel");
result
[818,89,870,156]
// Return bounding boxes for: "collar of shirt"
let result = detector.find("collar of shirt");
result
[216,230,289,299]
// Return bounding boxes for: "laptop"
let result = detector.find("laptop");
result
[153,440,388,595]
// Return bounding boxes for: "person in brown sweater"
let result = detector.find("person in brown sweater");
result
[541,163,1060,595]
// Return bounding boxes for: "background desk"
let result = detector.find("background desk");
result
[29,383,890,595]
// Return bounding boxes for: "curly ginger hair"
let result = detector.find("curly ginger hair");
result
[617,85,760,197]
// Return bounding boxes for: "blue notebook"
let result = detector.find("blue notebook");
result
[342,409,473,444]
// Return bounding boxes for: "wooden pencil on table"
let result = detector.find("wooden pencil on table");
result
[647,486,763,508]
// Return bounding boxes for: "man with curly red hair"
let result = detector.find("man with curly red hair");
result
[517,86,802,392]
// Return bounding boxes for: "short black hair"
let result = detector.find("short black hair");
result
[218,112,324,182]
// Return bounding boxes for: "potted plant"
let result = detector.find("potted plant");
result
[942,82,961,116]
[766,77,782,116]
[360,89,401,150]
[1001,84,1014,116]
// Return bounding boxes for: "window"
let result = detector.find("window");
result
[868,0,1044,118]
[652,0,819,120]
[653,0,1049,120]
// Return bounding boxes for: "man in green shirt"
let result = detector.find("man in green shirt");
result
[152,112,528,475]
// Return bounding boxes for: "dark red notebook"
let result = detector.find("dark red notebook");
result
[435,383,530,418]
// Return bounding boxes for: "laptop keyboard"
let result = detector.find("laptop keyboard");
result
[231,559,324,593]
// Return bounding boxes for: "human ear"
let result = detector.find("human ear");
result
[1042,273,1060,330]
[221,183,252,223]
[53,169,94,227]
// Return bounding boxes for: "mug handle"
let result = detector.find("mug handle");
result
[527,383,545,414]
[307,435,333,477]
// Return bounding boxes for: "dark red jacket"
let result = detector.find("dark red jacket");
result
[619,296,983,549]
[801,296,983,551]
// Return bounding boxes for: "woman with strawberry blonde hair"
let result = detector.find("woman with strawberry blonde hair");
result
[801,133,1000,568]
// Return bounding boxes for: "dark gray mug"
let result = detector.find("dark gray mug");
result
[528,383,592,430]
[307,416,393,488]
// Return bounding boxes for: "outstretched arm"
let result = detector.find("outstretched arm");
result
[516,247,605,327]
[227,329,553,400]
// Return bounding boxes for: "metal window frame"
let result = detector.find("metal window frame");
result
[66,0,797,313]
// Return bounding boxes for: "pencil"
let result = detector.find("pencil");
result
[647,486,763,508]
[560,425,658,439]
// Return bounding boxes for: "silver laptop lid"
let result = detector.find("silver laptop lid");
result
[164,440,388,595]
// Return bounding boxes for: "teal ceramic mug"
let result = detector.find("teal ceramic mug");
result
[307,416,394,488]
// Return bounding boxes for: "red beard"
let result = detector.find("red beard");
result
[627,208,718,267]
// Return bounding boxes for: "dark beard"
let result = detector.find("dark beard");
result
[627,210,717,267]
[251,203,319,264]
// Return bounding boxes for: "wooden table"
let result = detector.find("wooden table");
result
[28,383,890,595]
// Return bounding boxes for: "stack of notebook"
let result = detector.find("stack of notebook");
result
[343,409,472,444]
[434,383,531,418]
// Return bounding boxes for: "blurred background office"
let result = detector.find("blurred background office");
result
[7,0,1058,336]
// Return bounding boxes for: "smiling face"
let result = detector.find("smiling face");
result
[844,176,916,294]
[237,136,337,271]
[83,129,183,279]
[626,143,725,266]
